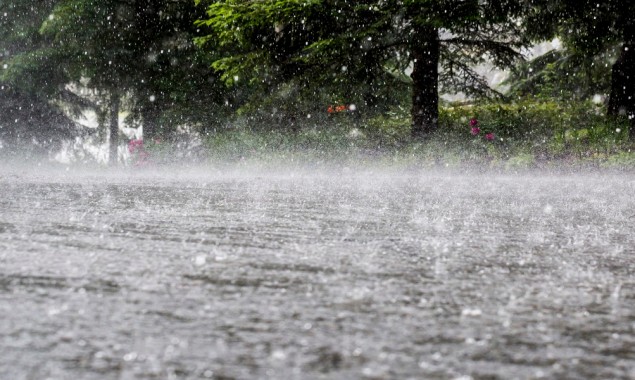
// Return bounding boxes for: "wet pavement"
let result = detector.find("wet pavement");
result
[1,167,635,379]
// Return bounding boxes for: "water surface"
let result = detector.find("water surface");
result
[1,167,634,379]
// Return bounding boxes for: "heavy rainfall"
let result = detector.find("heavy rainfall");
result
[2,1,635,380]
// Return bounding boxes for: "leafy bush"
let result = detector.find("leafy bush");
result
[440,99,630,159]
[202,99,634,169]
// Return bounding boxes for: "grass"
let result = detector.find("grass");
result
[147,99,635,171]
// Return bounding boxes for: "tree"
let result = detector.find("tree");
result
[40,0,230,165]
[195,0,526,137]
[523,0,635,138]
[505,47,617,101]
[0,0,81,157]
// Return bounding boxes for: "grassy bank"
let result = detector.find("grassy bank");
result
[169,100,635,171]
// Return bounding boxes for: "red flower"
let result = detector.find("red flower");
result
[485,133,495,141]
[470,127,480,135]
[470,118,478,127]
[327,106,334,114]
[128,139,144,153]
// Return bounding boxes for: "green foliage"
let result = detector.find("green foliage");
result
[523,0,631,55]
[441,99,630,158]
[205,124,370,164]
[36,0,233,138]
[3,0,634,165]
[195,0,527,133]
[602,152,635,169]
[505,48,617,100]
[0,0,82,156]
[362,110,412,147]
[0,1,70,95]
[201,99,633,169]
[521,0,635,135]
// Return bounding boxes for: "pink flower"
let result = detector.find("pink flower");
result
[485,133,495,141]
[471,127,481,135]
[128,139,144,153]
[470,118,478,127]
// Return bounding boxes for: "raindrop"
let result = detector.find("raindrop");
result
[215,252,227,261]
[194,255,206,266]
[461,308,482,317]
[271,350,286,360]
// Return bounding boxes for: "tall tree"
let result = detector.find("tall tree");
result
[195,0,526,137]
[0,0,80,157]
[523,0,635,138]
[40,0,229,165]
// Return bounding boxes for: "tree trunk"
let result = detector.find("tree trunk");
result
[608,26,635,140]
[108,91,120,166]
[96,106,108,145]
[410,25,440,138]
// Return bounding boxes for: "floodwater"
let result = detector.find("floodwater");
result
[1,166,635,380]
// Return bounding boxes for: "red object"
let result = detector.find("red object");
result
[128,139,144,153]
[485,133,495,141]
[327,104,348,114]
[470,118,478,127]
[470,127,480,135]
[128,139,151,166]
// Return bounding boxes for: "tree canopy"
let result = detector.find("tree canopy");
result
[39,0,233,163]
[2,0,635,162]
[195,0,527,136]
[0,0,81,156]
[1,0,231,164]
[521,0,635,135]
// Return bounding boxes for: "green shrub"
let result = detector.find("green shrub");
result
[201,99,634,169]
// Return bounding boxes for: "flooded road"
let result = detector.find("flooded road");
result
[1,167,635,379]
